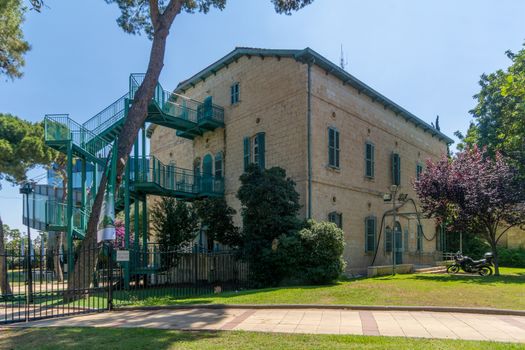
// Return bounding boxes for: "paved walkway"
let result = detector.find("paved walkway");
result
[7,308,525,343]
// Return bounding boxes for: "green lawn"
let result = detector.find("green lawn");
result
[0,328,522,350]
[127,267,525,310]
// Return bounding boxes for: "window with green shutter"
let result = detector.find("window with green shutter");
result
[243,137,250,171]
[417,224,423,252]
[231,82,240,104]
[365,142,375,178]
[365,216,376,252]
[328,211,342,229]
[328,127,340,168]
[391,153,401,185]
[243,133,265,172]
[385,226,393,252]
[215,152,223,178]
[416,163,423,180]
[255,132,265,169]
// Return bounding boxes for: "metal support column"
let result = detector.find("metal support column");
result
[124,161,130,287]
[66,143,74,276]
[81,158,86,229]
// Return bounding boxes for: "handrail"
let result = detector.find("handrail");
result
[82,93,128,135]
[44,114,113,160]
[129,155,224,195]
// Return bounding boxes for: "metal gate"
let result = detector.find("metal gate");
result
[1,243,110,324]
[1,242,248,324]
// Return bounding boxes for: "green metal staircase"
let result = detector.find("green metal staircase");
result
[37,74,225,272]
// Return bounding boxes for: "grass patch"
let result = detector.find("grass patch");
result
[129,267,525,310]
[0,328,521,350]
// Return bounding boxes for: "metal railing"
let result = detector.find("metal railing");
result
[130,156,224,196]
[44,114,113,160]
[45,201,89,235]
[1,242,248,324]
[82,93,128,136]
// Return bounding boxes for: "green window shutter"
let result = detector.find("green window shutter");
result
[335,130,340,167]
[365,143,375,178]
[328,128,340,168]
[391,153,400,185]
[404,228,409,252]
[243,137,250,171]
[328,212,342,229]
[370,144,375,177]
[416,163,423,180]
[385,227,393,252]
[257,132,265,169]
[365,217,376,252]
[328,128,335,166]
[417,224,423,251]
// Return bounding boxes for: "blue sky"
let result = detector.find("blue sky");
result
[1,0,524,231]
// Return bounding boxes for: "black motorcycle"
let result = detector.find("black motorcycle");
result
[447,252,494,276]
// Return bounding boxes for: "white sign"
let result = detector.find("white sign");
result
[116,250,130,262]
[97,189,116,243]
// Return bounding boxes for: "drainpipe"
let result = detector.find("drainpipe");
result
[307,59,314,219]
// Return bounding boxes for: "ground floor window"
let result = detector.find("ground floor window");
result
[385,226,393,252]
[365,216,376,252]
[417,224,423,251]
[328,211,343,229]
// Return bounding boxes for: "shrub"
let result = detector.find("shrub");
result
[194,197,240,249]
[150,197,198,268]
[237,165,302,287]
[297,220,346,284]
[498,247,525,267]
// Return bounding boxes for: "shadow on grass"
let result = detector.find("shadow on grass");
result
[0,327,220,350]
[406,273,525,285]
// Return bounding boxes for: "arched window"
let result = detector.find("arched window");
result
[202,154,213,176]
[215,152,223,178]
[202,154,213,193]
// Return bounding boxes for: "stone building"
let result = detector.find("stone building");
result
[149,47,454,274]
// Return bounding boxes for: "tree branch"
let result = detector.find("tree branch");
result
[162,0,184,24]
[149,0,160,30]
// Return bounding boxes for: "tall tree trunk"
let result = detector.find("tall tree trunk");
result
[66,3,182,295]
[0,216,13,297]
[489,237,500,276]
[54,174,68,282]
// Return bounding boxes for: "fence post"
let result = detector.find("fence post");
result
[107,242,114,311]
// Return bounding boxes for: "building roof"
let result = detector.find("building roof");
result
[175,47,454,144]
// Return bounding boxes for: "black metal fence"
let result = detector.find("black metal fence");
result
[1,242,248,325]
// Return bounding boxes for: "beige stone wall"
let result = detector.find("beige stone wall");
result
[308,65,448,274]
[150,54,450,275]
[498,226,525,249]
[151,55,308,224]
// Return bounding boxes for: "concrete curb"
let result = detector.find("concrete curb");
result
[117,304,525,316]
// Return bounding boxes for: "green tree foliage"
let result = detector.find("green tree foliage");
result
[297,220,346,284]
[151,197,198,252]
[194,197,240,249]
[0,114,56,188]
[414,147,525,275]
[237,164,302,286]
[0,0,30,79]
[106,0,314,39]
[151,198,198,270]
[457,44,525,181]
[0,216,12,296]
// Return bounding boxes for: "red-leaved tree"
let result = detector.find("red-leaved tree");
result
[414,146,525,275]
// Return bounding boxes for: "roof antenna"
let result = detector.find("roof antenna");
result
[340,44,347,70]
